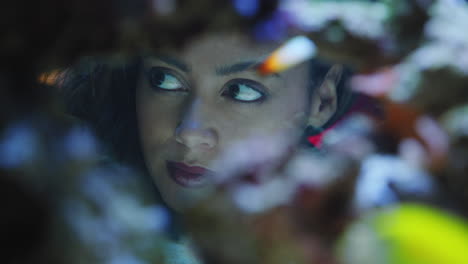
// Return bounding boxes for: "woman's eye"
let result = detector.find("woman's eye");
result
[149,67,185,91]
[222,81,266,102]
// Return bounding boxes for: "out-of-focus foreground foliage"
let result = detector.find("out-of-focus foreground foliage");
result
[1,0,468,264]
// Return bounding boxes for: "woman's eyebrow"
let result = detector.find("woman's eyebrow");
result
[154,55,191,73]
[216,60,281,78]
[215,60,259,76]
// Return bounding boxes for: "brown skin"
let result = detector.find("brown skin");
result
[136,32,339,212]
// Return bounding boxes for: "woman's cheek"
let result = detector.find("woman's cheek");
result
[138,98,183,145]
[216,103,280,140]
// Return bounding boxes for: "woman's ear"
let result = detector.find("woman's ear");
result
[307,64,343,128]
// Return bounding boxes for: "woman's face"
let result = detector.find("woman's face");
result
[136,33,313,211]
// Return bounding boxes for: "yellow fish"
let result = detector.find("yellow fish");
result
[338,203,468,264]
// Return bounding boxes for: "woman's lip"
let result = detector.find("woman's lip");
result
[166,161,214,188]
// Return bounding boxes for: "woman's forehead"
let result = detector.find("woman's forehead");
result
[177,32,275,65]
[145,32,309,85]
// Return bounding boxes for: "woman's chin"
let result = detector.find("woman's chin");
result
[158,176,216,213]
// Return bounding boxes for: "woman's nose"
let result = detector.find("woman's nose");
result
[175,99,218,150]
